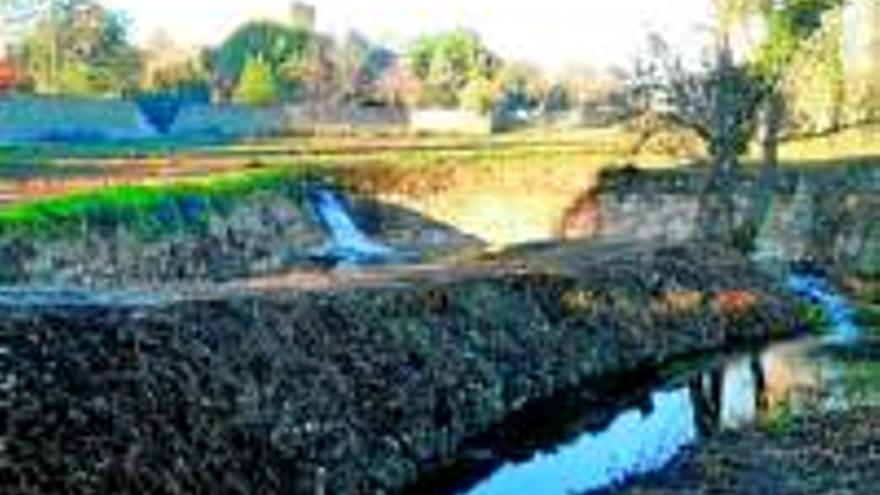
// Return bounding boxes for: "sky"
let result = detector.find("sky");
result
[100,0,716,73]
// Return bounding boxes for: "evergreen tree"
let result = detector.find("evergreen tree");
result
[233,55,280,106]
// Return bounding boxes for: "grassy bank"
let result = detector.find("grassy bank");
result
[0,164,322,239]
[0,134,656,246]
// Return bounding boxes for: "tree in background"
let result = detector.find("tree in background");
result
[140,30,211,99]
[145,60,211,103]
[496,61,547,116]
[334,30,397,105]
[14,0,140,96]
[130,30,212,133]
[628,0,846,249]
[211,20,311,102]
[280,32,337,107]
[233,54,280,106]
[406,29,502,110]
[459,77,498,114]
[780,5,844,133]
[549,65,628,120]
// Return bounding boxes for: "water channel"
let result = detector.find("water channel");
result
[420,274,879,495]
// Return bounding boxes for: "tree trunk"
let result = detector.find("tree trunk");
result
[698,41,741,246]
[698,155,739,245]
[736,92,782,253]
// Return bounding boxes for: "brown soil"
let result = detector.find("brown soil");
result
[5,242,803,495]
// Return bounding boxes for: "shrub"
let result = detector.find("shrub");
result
[233,55,281,106]
[459,78,497,115]
[57,63,94,97]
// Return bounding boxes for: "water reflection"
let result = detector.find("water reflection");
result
[419,274,877,495]
[455,337,879,495]
[419,275,872,494]
[466,390,697,495]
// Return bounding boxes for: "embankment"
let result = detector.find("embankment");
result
[7,243,809,494]
[2,158,877,287]
[336,158,880,272]
[0,168,480,287]
[589,165,880,278]
[336,153,659,248]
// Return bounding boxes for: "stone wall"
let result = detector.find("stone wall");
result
[285,104,409,134]
[168,104,290,139]
[597,192,701,243]
[170,104,408,138]
[0,95,156,143]
[0,191,323,287]
[0,97,410,144]
[590,167,880,276]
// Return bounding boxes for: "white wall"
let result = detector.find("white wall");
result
[410,109,493,135]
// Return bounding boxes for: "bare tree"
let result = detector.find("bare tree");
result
[627,0,847,250]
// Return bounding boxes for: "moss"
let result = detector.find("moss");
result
[796,301,834,335]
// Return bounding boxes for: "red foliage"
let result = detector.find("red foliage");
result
[0,60,20,91]
[715,290,759,315]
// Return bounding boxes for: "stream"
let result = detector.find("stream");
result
[420,274,879,495]
[306,188,877,495]
[6,189,872,494]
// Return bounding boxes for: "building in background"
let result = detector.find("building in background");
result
[290,2,316,32]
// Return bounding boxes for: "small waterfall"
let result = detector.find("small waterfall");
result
[308,188,395,265]
[786,273,860,343]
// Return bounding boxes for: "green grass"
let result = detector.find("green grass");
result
[0,163,327,239]
[759,400,799,435]
[0,137,228,163]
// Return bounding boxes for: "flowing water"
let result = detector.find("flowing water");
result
[787,273,861,344]
[427,276,879,495]
[307,188,397,265]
